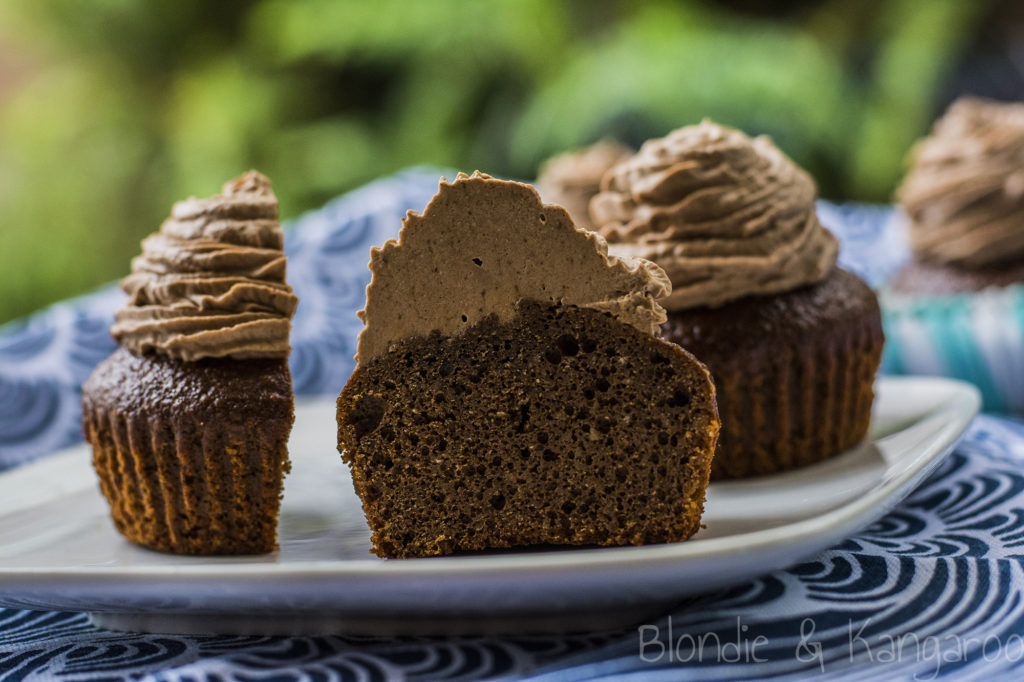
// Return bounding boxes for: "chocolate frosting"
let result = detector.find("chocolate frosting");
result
[590,120,838,310]
[356,172,670,364]
[898,97,1024,269]
[111,172,298,361]
[535,141,633,231]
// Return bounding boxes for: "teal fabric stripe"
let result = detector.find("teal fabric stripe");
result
[879,308,906,375]
[1012,287,1024,412]
[1016,287,1024,357]
[919,295,1006,413]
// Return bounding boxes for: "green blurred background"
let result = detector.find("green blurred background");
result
[0,0,1020,324]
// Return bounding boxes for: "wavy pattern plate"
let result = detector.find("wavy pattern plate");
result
[0,376,978,636]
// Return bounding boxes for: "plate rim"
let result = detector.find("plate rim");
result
[0,375,980,584]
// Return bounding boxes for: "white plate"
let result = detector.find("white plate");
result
[0,377,979,636]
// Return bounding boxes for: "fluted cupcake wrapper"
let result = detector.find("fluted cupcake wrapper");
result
[708,317,881,479]
[880,285,1024,413]
[84,405,290,555]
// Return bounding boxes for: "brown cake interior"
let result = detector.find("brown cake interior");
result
[338,300,720,559]
[82,347,293,555]
[662,268,883,479]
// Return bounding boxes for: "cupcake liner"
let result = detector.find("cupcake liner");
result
[706,314,881,479]
[84,404,290,555]
[880,284,1024,413]
[661,269,884,479]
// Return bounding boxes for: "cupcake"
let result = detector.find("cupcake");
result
[337,172,720,558]
[535,141,633,231]
[81,171,298,555]
[591,121,884,479]
[886,97,1024,412]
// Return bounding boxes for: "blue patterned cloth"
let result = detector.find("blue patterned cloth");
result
[2,169,1024,680]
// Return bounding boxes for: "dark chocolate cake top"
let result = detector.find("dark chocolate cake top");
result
[111,171,298,361]
[898,97,1024,269]
[355,172,670,364]
[590,120,838,310]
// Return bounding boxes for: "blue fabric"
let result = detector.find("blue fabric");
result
[2,169,1024,680]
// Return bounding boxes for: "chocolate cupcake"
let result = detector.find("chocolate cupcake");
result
[82,172,298,554]
[885,97,1024,412]
[591,121,884,479]
[535,141,633,231]
[337,172,720,558]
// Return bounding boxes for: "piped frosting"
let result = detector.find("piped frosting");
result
[898,97,1024,269]
[112,171,298,361]
[536,141,633,231]
[590,120,838,310]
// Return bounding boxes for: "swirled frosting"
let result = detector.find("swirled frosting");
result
[535,141,633,231]
[111,171,298,361]
[590,120,838,310]
[898,97,1024,269]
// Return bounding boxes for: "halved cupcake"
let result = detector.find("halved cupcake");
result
[82,171,298,554]
[337,172,720,558]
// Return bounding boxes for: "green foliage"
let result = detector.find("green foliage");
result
[0,0,995,323]
[850,0,986,198]
[511,2,848,170]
